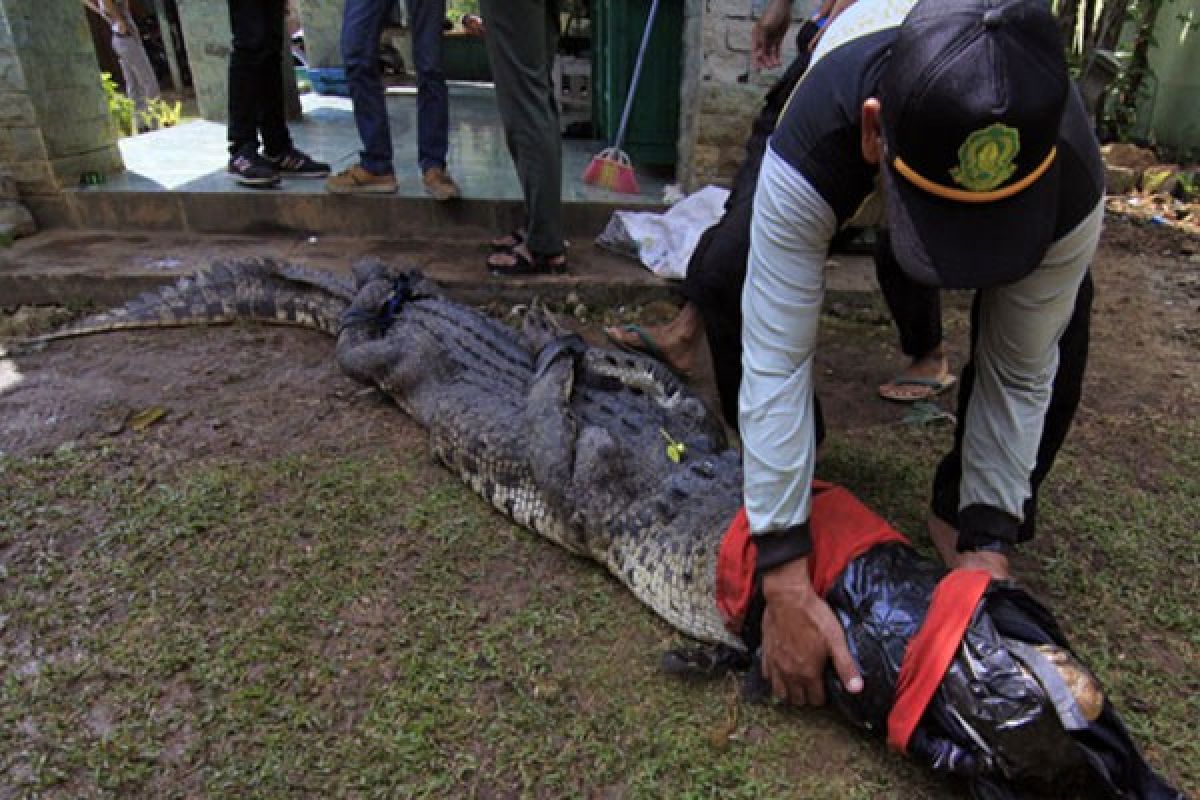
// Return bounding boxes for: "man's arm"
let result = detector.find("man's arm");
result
[740,148,862,705]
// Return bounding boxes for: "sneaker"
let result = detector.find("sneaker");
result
[268,148,331,178]
[227,152,280,188]
[422,166,461,201]
[326,164,398,194]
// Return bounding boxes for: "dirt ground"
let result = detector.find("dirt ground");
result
[1,211,1197,797]
[6,207,1194,465]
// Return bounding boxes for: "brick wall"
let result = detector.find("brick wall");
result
[677,0,813,191]
[0,0,121,225]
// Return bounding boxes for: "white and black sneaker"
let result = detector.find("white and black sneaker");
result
[227,152,280,188]
[268,149,331,179]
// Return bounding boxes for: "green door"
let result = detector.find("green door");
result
[591,0,683,167]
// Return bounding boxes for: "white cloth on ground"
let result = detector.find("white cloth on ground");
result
[595,186,730,280]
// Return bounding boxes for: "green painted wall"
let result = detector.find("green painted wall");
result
[1147,0,1200,156]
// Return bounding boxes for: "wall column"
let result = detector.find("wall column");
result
[295,0,343,69]
[0,0,122,226]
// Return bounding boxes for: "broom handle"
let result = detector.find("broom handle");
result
[612,0,661,152]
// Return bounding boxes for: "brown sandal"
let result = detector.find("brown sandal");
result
[489,228,526,252]
[486,249,567,276]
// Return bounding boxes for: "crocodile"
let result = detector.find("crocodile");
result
[18,258,1183,800]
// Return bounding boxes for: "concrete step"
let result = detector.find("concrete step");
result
[61,188,641,239]
[0,230,880,310]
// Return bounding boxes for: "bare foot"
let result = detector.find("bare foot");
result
[927,515,1011,580]
[879,346,955,402]
[604,303,703,377]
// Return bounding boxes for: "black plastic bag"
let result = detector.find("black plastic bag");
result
[734,539,1186,799]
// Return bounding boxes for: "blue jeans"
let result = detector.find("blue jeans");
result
[341,0,448,175]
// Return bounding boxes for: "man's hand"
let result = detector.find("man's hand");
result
[461,14,485,38]
[760,557,863,705]
[928,515,1012,580]
[752,0,793,69]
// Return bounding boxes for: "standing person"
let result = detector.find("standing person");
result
[605,0,952,423]
[83,0,161,120]
[327,0,462,199]
[226,0,330,188]
[740,0,1104,708]
[478,0,568,276]
[604,7,829,426]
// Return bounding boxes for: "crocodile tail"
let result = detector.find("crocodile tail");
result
[23,258,355,345]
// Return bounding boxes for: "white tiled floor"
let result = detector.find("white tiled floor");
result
[112,84,667,205]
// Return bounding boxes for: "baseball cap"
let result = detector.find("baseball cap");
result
[879,0,1069,289]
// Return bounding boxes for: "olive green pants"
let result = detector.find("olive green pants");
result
[479,0,564,257]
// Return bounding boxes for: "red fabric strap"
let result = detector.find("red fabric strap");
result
[806,482,909,596]
[715,481,910,632]
[886,569,992,752]
[716,506,755,631]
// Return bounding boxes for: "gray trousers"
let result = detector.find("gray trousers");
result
[479,0,564,256]
[111,25,161,112]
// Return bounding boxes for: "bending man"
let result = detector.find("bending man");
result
[742,0,1104,705]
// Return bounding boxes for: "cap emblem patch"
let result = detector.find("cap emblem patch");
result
[950,123,1021,192]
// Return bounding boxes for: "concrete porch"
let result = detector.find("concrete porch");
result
[63,85,669,239]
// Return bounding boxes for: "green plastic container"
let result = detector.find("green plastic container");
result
[591,0,683,167]
[443,33,492,82]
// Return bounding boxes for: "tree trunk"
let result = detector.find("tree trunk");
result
[1056,0,1082,53]
[1081,0,1097,51]
[1096,0,1127,51]
[1114,0,1164,138]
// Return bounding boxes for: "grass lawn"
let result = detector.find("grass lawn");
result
[1,314,1195,798]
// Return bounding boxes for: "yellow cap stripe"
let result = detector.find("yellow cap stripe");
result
[892,146,1057,204]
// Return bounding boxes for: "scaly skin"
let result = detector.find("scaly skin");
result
[335,259,741,647]
[19,259,355,345]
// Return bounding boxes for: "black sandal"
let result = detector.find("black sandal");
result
[486,249,568,276]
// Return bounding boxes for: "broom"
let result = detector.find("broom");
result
[582,0,661,194]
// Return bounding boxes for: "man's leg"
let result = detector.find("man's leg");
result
[341,0,393,175]
[409,0,450,173]
[227,0,291,157]
[683,197,752,429]
[930,201,1102,565]
[480,0,563,258]
[874,230,951,400]
[112,27,160,114]
[255,0,292,158]
[875,230,942,361]
[227,0,264,156]
[932,270,1094,545]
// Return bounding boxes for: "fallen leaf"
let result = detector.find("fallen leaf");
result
[129,406,168,431]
